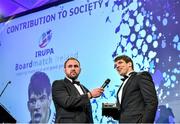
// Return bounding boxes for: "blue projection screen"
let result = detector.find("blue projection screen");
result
[0,0,180,123]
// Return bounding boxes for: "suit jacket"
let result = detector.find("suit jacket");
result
[52,78,93,123]
[116,71,158,123]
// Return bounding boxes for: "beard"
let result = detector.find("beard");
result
[68,71,79,80]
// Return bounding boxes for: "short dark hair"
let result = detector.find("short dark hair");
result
[28,71,51,99]
[114,55,134,70]
[64,57,80,68]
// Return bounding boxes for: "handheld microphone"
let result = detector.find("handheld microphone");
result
[101,79,111,88]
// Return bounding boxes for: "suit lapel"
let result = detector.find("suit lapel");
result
[121,72,137,104]
[64,78,81,95]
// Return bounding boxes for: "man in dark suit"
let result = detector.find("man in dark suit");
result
[52,57,104,123]
[113,55,158,123]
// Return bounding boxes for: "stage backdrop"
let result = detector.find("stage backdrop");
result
[0,0,180,123]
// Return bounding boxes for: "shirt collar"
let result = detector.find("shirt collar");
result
[66,76,79,83]
[126,71,135,77]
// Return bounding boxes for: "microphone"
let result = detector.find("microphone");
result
[101,79,111,88]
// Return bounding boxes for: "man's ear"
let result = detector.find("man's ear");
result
[79,67,81,74]
[128,62,132,68]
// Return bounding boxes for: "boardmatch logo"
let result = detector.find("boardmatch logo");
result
[38,29,52,48]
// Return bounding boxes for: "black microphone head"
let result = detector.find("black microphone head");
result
[105,79,111,84]
[101,78,111,88]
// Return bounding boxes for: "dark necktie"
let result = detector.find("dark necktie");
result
[121,75,129,81]
[72,80,86,94]
[73,80,80,85]
[121,72,135,81]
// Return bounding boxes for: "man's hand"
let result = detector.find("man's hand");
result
[88,88,104,99]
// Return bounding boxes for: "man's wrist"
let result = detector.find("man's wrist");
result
[88,92,93,99]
